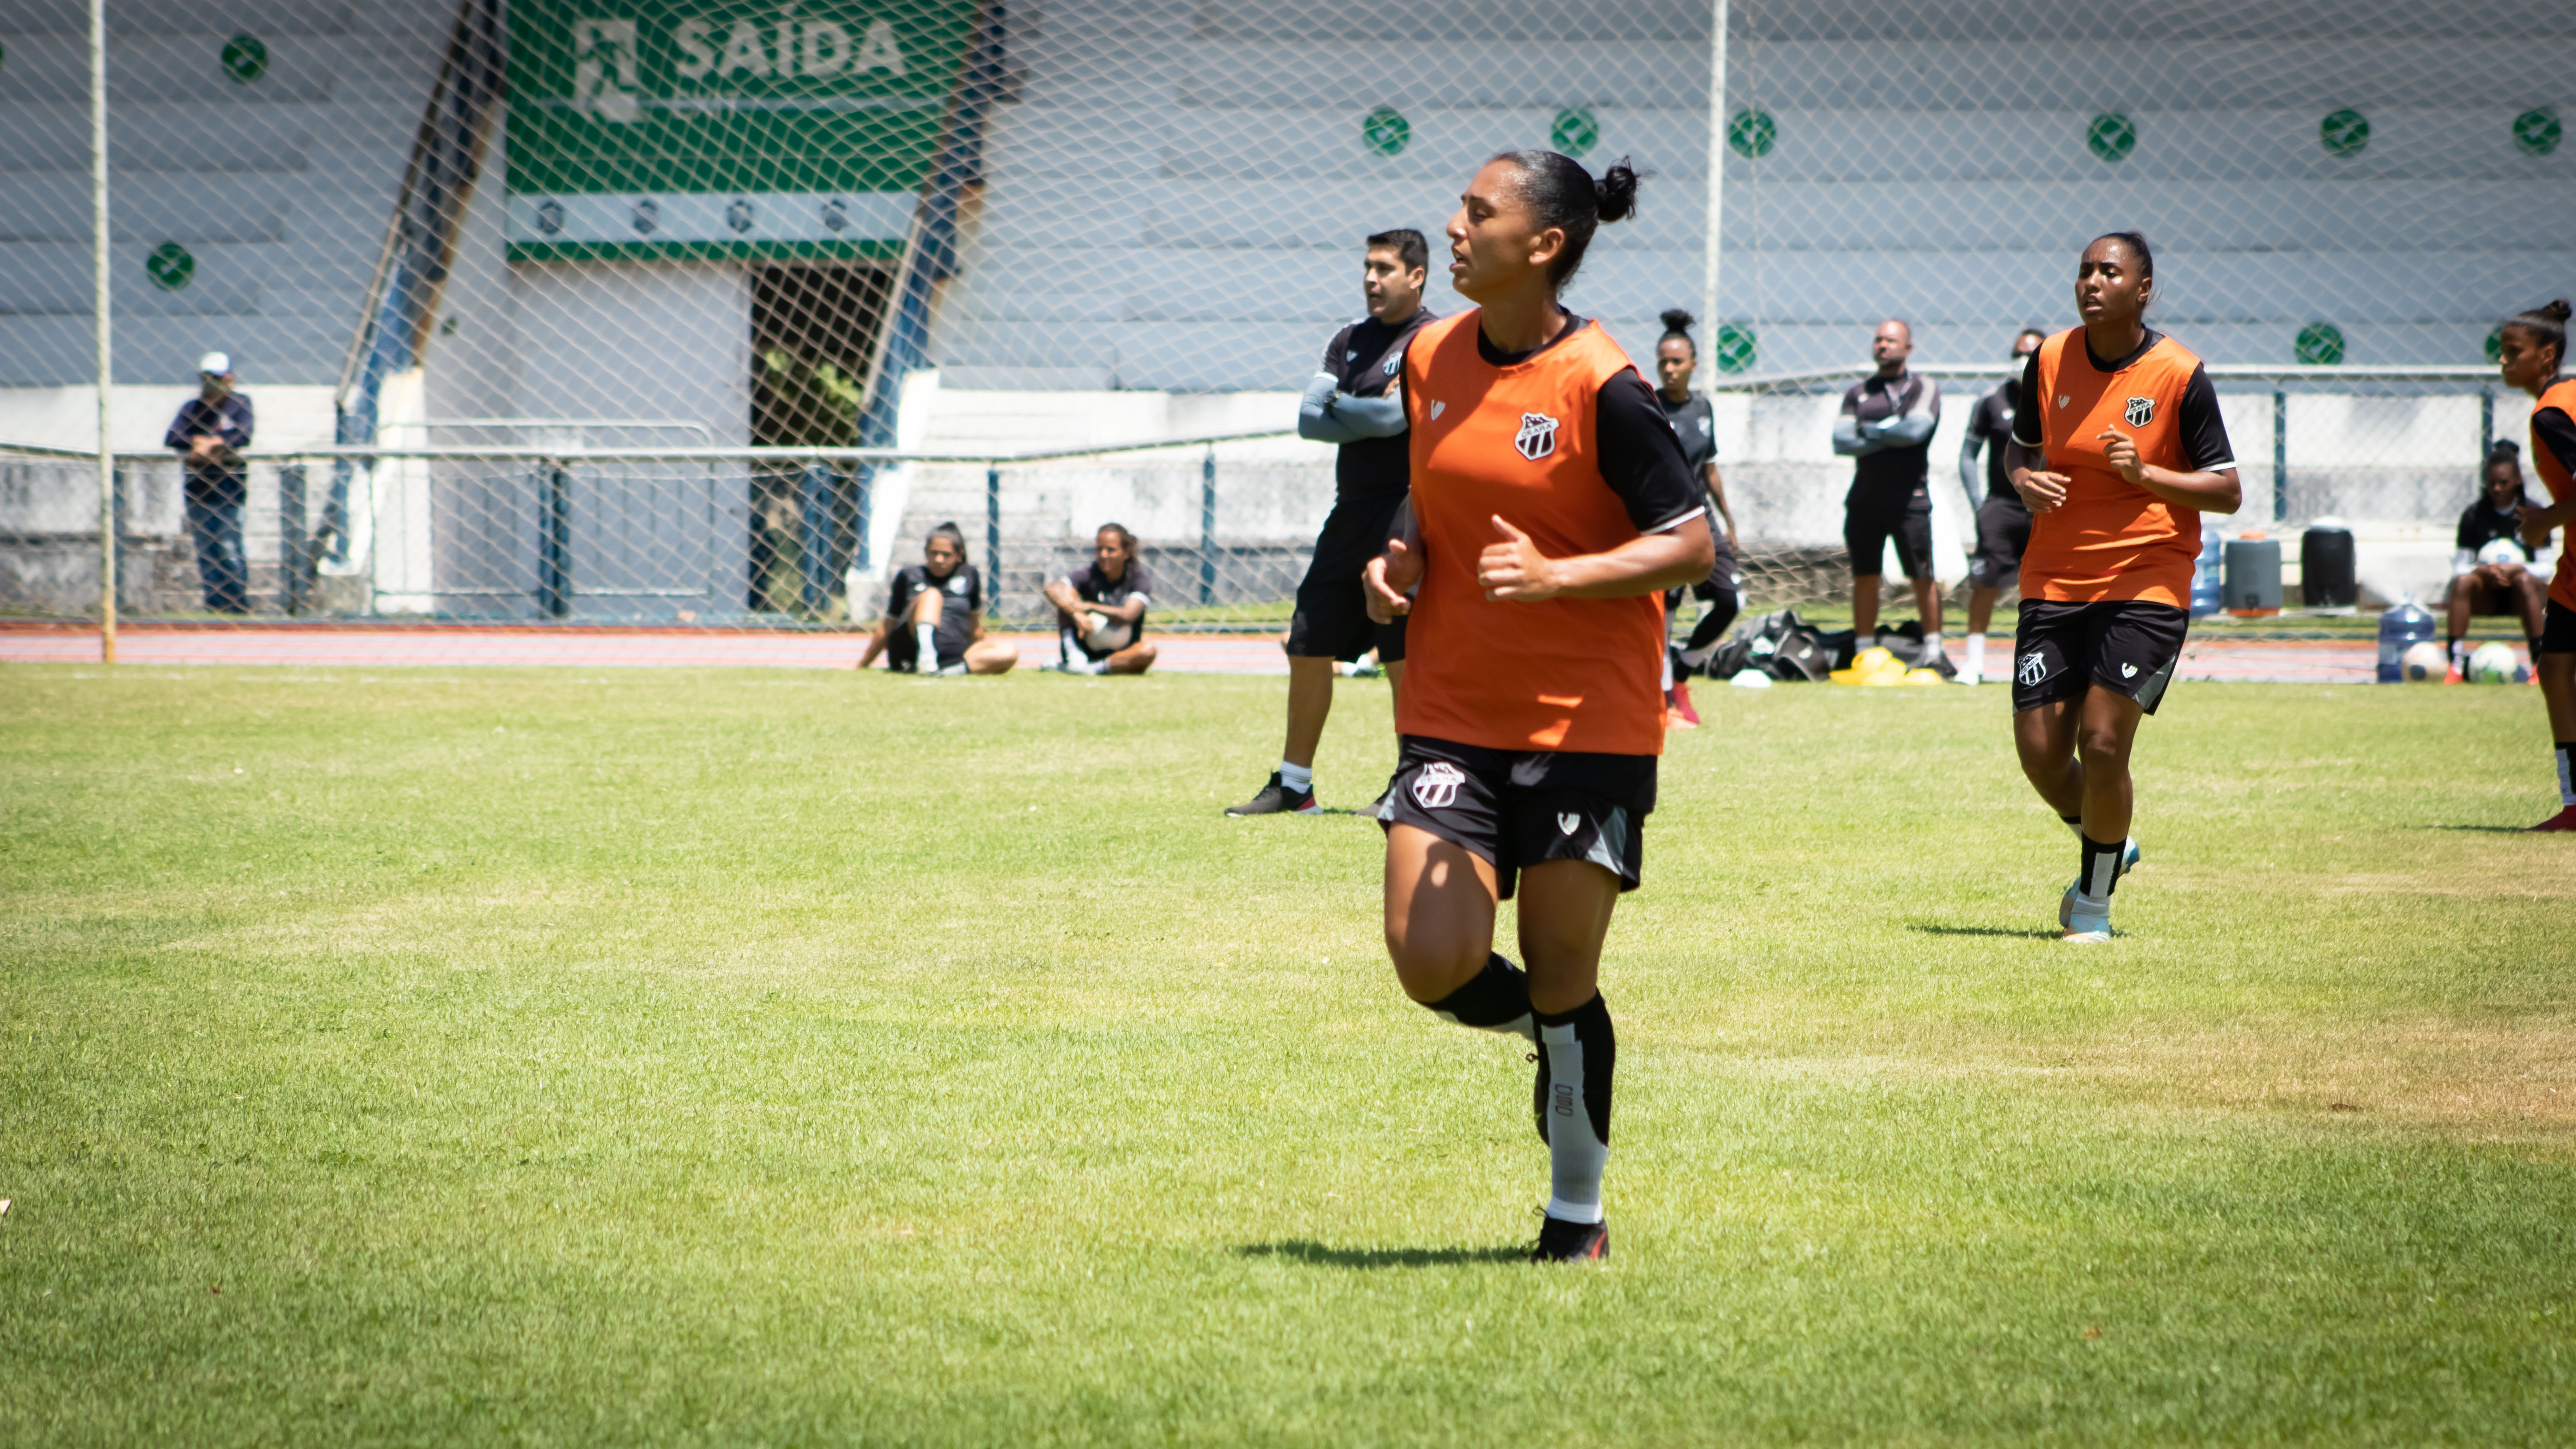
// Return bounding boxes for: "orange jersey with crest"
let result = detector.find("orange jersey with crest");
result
[1398,311,1667,755]
[2021,330,2221,606]
[2531,379,2576,612]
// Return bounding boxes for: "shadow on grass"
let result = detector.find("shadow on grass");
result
[1236,1240,1526,1269]
[2414,825,2536,834]
[1911,924,2062,940]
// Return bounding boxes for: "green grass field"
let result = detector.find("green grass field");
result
[3,664,2571,1446]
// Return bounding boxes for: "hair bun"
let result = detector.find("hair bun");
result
[2546,300,2574,324]
[2491,438,2524,458]
[1659,307,1695,336]
[1594,159,1638,224]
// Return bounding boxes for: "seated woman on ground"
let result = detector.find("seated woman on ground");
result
[2444,440,2549,675]
[1042,523,1160,675]
[857,522,1019,676]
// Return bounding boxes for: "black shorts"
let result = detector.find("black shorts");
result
[2011,599,2189,715]
[1376,735,1656,897]
[1664,551,1742,615]
[884,623,970,673]
[1286,489,1409,664]
[1968,495,2032,592]
[2543,599,2576,655]
[1845,491,1934,580]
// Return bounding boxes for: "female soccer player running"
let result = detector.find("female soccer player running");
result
[2494,300,2576,831]
[1363,152,1714,1261]
[2002,233,2239,942]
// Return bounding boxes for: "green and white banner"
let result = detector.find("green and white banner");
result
[504,0,978,261]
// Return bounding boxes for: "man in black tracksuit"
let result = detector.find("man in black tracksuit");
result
[1832,318,1943,658]
[1227,230,1437,815]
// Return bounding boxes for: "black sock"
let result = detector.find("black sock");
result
[2531,636,2546,662]
[2558,743,2576,808]
[2079,833,2125,900]
[1423,953,1534,1040]
[1533,993,1615,1224]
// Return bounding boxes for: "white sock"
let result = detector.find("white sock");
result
[1539,1001,1613,1225]
[1060,627,1081,664]
[1280,761,1313,794]
[914,623,938,668]
[1965,634,1987,676]
[1679,643,1716,670]
[1659,650,1674,691]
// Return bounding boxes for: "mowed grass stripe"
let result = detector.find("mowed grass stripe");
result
[2,666,2570,1446]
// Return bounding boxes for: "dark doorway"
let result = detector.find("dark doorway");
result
[748,263,894,616]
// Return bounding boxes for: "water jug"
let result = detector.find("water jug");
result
[2300,521,2357,609]
[2224,535,2283,616]
[2377,602,2435,683]
[2190,524,2224,618]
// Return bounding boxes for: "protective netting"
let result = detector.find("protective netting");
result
[1,0,2569,634]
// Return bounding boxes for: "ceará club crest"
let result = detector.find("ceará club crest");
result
[2123,396,2155,427]
[1514,412,1560,461]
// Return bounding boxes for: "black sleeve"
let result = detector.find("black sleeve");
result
[885,567,915,618]
[2009,353,2044,447]
[2175,364,2236,473]
[2458,506,2481,553]
[164,402,193,452]
[2535,408,2576,479]
[1594,370,1706,534]
[1320,323,1353,378]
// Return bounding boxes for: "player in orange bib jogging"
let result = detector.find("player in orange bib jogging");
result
[2494,299,2576,831]
[1361,151,1714,1262]
[2002,233,2241,941]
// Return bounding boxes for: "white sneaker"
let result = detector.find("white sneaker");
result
[1956,668,1981,686]
[2060,885,2111,943]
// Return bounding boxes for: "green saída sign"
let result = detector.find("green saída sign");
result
[2514,108,2561,157]
[221,34,267,83]
[504,0,978,261]
[2294,321,2346,367]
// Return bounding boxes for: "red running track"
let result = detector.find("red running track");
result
[0,624,2385,683]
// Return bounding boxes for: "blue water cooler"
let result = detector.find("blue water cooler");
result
[2190,524,2224,618]
[2376,603,2436,683]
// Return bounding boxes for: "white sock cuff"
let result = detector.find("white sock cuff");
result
[1279,761,1313,792]
[1545,1196,1605,1225]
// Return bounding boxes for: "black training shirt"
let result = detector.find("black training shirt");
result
[1965,375,2021,506]
[2011,329,2236,475]
[1473,318,1706,537]
[2458,494,2541,562]
[1321,307,1438,499]
[1840,370,1941,504]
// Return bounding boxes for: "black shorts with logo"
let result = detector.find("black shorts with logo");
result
[1968,494,2032,592]
[1286,488,1409,664]
[2011,599,2190,715]
[2543,599,2576,655]
[1377,735,1656,897]
[1844,489,1935,580]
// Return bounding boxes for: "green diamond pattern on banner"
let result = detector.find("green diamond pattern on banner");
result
[2295,321,2346,366]
[2086,113,2135,163]
[2514,108,2562,157]
[2486,325,2507,365]
[220,35,267,83]
[1713,323,1757,374]
[1362,106,1409,157]
[1726,109,1775,159]
[145,243,195,291]
[2320,108,2369,158]
[1549,107,1598,158]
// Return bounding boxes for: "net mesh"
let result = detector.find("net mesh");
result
[0,0,2569,638]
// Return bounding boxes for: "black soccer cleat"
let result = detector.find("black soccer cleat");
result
[1529,1049,1551,1145]
[1532,1215,1610,1264]
[1224,772,1320,816]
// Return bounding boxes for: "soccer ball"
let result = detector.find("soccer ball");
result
[1082,610,1133,655]
[2400,641,2447,682]
[2469,642,2518,684]
[2477,537,2525,568]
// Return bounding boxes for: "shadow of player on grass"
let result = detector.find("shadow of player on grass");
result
[1236,1241,1528,1269]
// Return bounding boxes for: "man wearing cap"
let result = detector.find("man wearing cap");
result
[164,352,254,613]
